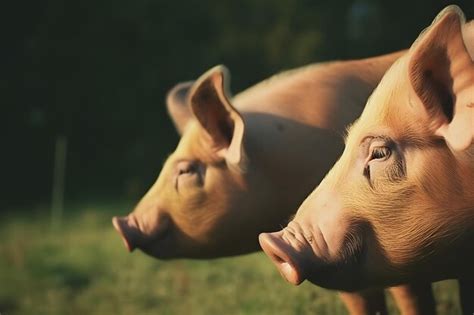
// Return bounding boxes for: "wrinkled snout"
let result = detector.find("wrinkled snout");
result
[259,232,304,286]
[112,216,139,252]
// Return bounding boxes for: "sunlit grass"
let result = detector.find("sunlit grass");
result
[0,203,461,314]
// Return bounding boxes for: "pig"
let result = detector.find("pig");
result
[259,4,474,313]
[112,51,436,314]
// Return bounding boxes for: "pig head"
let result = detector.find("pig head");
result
[260,5,474,291]
[113,67,277,258]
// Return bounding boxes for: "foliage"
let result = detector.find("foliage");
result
[3,1,474,206]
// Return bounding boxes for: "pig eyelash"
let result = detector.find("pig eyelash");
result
[370,146,392,160]
[178,168,194,175]
[177,162,198,175]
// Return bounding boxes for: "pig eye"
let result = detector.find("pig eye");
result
[178,163,196,175]
[370,146,391,161]
[175,160,203,192]
[363,141,393,181]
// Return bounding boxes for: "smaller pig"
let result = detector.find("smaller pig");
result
[260,4,474,307]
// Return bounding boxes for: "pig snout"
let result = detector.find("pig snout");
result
[112,216,139,252]
[259,232,305,285]
[112,212,172,258]
[259,188,365,290]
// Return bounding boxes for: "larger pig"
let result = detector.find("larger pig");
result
[112,51,437,314]
[260,4,473,307]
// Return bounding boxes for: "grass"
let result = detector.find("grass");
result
[0,202,462,315]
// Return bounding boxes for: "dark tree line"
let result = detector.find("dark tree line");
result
[2,0,473,208]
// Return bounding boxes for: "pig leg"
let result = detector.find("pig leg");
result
[339,289,387,315]
[389,283,436,315]
[459,277,474,315]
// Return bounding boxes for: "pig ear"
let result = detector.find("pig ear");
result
[408,5,474,151]
[166,81,194,135]
[189,65,247,172]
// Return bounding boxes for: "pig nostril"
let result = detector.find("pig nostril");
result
[272,252,286,264]
[272,252,295,277]
[259,232,303,286]
[260,233,291,266]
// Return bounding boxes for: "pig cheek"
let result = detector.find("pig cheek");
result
[170,195,221,248]
[306,224,371,291]
[171,193,225,244]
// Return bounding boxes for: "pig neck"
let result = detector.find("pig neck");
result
[232,51,405,217]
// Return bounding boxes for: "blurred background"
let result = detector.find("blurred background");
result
[1,0,473,314]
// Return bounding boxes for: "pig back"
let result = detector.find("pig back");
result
[232,51,405,133]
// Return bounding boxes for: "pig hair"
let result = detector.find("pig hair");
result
[341,141,474,274]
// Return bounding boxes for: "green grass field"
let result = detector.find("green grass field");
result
[0,203,461,315]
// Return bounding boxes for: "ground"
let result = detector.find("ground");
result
[0,202,461,315]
